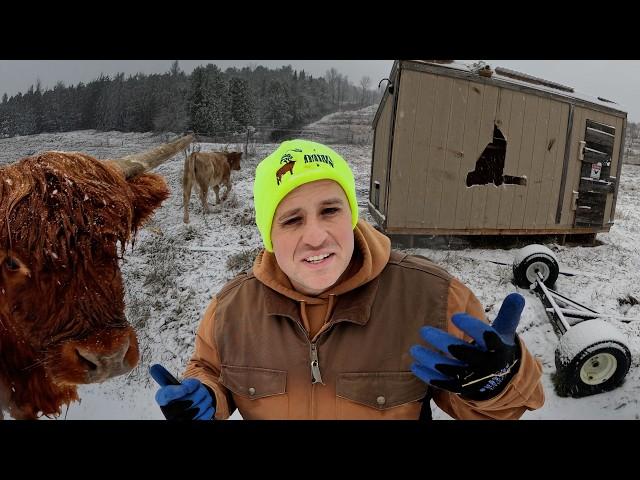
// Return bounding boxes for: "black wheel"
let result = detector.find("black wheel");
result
[512,244,559,289]
[553,320,632,398]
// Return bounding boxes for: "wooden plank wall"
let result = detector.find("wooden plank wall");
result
[387,70,419,227]
[437,79,469,228]
[467,86,499,228]
[454,82,486,229]
[405,72,437,227]
[371,92,394,216]
[383,68,626,232]
[496,91,525,228]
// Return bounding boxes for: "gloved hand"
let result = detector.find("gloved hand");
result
[410,293,524,401]
[150,364,216,420]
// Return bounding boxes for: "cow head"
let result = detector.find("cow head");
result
[226,151,242,171]
[0,135,193,419]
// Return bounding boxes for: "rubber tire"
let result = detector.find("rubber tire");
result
[513,245,559,289]
[554,337,632,398]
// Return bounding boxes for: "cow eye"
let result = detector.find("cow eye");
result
[5,257,20,271]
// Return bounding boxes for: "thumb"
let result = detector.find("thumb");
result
[149,364,180,387]
[491,293,525,342]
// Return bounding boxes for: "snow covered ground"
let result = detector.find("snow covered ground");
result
[2,123,640,420]
[301,104,377,145]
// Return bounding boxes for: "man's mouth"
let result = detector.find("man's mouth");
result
[304,253,333,264]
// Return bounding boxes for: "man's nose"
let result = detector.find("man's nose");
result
[301,217,327,248]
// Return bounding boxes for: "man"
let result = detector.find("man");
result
[151,139,544,420]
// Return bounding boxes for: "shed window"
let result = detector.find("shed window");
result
[466,125,527,187]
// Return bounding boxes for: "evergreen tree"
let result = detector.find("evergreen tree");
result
[263,80,291,128]
[0,62,378,138]
[229,77,255,130]
[187,66,215,134]
[154,61,189,133]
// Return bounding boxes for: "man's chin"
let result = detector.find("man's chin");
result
[296,276,339,296]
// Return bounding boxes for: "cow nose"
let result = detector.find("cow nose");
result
[75,337,132,382]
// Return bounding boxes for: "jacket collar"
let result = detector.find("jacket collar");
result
[263,274,381,327]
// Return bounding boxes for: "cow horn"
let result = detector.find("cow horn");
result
[110,134,195,179]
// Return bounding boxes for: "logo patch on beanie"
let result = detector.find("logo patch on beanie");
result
[280,153,293,164]
[275,160,296,185]
[304,154,334,168]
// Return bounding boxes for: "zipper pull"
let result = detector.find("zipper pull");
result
[310,343,324,385]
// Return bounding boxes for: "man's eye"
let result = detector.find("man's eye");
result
[283,217,301,226]
[323,208,339,215]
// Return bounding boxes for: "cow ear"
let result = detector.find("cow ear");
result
[127,173,170,230]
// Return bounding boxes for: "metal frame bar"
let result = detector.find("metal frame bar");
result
[533,272,640,335]
[534,273,571,335]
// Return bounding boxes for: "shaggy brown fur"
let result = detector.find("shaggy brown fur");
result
[0,151,169,419]
[182,151,242,223]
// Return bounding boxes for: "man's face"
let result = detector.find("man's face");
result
[271,180,354,296]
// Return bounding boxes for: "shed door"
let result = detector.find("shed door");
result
[574,120,616,227]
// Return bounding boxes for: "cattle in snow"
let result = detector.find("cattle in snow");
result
[0,134,194,419]
[182,149,242,223]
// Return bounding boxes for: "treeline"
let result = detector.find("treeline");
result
[0,61,381,139]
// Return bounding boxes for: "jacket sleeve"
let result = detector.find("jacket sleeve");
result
[182,296,236,420]
[432,277,545,420]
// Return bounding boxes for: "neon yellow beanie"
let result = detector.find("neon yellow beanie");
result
[253,139,358,252]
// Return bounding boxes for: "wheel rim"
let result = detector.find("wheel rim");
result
[580,352,618,385]
[525,261,551,283]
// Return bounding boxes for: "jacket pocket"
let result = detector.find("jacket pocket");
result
[219,365,288,419]
[336,372,428,419]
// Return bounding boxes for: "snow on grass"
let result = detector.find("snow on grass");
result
[3,116,640,419]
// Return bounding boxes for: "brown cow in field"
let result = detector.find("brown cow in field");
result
[0,134,194,419]
[182,150,242,223]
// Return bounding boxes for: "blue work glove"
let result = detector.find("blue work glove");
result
[410,293,524,401]
[149,364,216,420]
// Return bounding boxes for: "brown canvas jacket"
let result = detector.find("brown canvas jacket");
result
[184,220,544,419]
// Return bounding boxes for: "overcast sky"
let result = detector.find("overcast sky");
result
[1,60,639,122]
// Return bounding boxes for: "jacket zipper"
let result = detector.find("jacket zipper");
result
[309,294,335,386]
[290,307,335,417]
[310,343,324,385]
[292,304,328,386]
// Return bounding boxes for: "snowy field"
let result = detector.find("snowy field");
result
[2,126,640,420]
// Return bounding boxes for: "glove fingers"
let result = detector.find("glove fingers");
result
[187,385,210,407]
[410,362,453,385]
[194,405,215,421]
[492,293,524,341]
[483,330,506,351]
[155,378,202,405]
[149,364,179,387]
[419,326,470,355]
[409,345,467,371]
[448,342,489,365]
[433,362,468,380]
[180,378,203,393]
[451,313,494,349]
[190,390,213,412]
[156,384,192,406]
[160,400,198,420]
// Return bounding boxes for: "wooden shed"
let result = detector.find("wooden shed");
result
[369,60,627,245]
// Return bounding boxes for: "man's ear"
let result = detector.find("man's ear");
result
[127,172,170,230]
